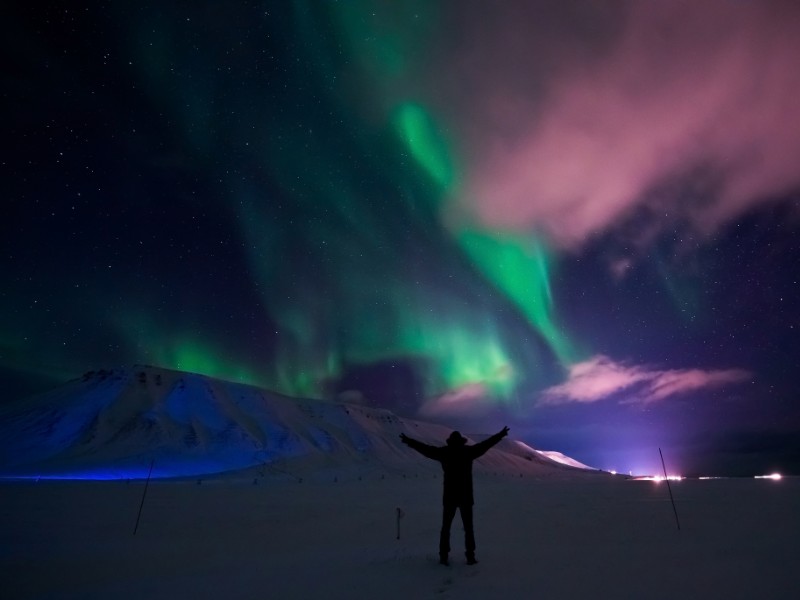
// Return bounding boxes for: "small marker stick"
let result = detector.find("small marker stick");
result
[133,459,155,535]
[396,507,405,540]
[659,448,681,531]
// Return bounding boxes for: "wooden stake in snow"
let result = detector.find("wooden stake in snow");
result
[133,459,155,536]
[659,448,681,531]
[396,507,405,540]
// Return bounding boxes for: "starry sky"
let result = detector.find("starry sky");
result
[3,1,799,476]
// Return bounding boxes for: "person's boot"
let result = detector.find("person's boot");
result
[466,553,478,565]
[439,553,449,566]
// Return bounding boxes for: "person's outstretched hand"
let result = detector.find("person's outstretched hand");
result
[500,426,510,437]
[399,433,411,445]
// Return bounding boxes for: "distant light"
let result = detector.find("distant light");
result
[755,473,782,480]
[632,474,682,482]
[610,470,617,475]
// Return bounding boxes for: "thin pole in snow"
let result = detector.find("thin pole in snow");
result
[659,448,681,531]
[133,459,155,535]
[396,507,404,540]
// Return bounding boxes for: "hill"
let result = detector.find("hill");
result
[0,365,599,480]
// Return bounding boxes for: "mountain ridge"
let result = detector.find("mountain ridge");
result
[0,365,601,480]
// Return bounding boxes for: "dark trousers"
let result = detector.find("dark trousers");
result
[439,503,475,557]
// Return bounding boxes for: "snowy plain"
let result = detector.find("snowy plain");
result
[3,473,798,600]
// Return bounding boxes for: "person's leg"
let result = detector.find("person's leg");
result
[439,504,457,564]
[460,504,477,563]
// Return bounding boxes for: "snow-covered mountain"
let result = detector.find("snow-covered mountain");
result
[0,365,597,480]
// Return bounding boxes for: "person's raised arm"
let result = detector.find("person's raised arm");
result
[400,433,443,461]
[469,426,509,459]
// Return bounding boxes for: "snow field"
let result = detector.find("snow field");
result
[2,474,798,599]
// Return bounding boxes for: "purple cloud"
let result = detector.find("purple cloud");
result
[539,355,751,405]
[431,1,800,249]
[418,382,491,418]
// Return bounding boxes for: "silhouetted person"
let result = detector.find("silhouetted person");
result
[400,426,509,565]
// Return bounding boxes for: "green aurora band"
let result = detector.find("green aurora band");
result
[4,3,581,409]
[230,3,580,400]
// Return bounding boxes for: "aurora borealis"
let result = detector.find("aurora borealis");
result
[3,1,799,476]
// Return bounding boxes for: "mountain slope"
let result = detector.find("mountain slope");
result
[0,365,597,480]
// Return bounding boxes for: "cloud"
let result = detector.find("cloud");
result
[638,367,751,404]
[418,382,491,418]
[539,355,751,405]
[436,0,800,249]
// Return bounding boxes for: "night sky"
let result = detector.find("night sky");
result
[3,1,799,476]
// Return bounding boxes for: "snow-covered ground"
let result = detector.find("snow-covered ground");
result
[3,474,797,599]
[2,367,797,597]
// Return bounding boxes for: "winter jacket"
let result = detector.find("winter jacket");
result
[402,429,507,506]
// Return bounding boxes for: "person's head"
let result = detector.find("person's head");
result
[446,431,467,446]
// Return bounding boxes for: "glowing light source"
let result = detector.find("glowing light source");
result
[633,474,683,482]
[754,473,782,480]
